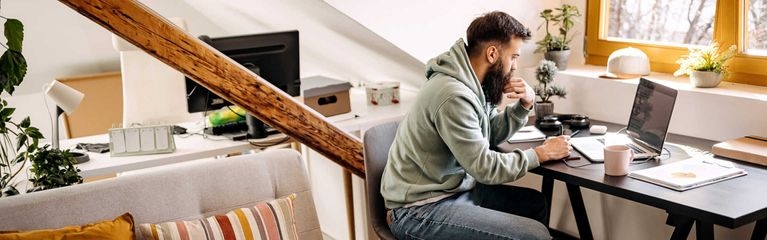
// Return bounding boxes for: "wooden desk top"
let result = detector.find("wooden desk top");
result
[498,120,767,228]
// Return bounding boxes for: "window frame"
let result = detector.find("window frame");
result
[586,0,767,87]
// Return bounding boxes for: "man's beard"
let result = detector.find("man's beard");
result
[482,61,511,105]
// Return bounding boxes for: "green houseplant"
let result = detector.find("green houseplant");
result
[27,145,82,192]
[533,60,567,118]
[673,42,737,88]
[0,16,41,197]
[0,10,81,197]
[535,4,581,70]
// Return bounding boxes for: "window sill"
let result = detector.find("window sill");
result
[522,63,767,141]
[560,64,767,103]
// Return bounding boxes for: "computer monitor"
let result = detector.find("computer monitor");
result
[185,30,300,139]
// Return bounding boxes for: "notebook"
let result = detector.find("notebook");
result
[570,78,678,162]
[628,157,747,191]
[507,126,546,143]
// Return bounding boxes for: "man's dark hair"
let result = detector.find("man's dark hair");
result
[466,11,532,55]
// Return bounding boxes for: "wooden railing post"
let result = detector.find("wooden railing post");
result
[58,0,366,177]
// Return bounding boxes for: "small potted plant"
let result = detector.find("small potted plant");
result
[534,60,567,118]
[26,145,83,193]
[534,4,582,70]
[673,42,737,88]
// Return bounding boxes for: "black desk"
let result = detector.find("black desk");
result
[498,120,767,240]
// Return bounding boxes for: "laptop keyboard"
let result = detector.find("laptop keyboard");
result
[626,143,647,154]
[596,138,647,154]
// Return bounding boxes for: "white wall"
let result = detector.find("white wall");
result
[0,0,225,141]
[323,0,586,69]
[180,0,425,89]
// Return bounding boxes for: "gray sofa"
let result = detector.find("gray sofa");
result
[0,149,322,239]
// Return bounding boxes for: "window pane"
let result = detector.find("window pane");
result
[748,0,767,54]
[607,0,715,46]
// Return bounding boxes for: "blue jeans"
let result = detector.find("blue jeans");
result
[389,184,550,240]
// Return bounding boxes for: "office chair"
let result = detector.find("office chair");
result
[363,121,399,240]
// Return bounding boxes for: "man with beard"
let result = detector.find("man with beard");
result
[380,11,571,239]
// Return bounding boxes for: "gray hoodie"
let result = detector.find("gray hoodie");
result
[381,39,540,209]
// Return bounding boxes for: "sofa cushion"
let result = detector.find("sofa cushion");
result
[0,212,134,240]
[139,194,298,240]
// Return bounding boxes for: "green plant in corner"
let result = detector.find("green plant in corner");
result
[0,9,40,197]
[534,4,582,53]
[0,4,78,197]
[673,42,737,79]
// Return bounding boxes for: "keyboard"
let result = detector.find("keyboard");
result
[596,138,647,154]
[204,121,248,135]
[627,143,647,154]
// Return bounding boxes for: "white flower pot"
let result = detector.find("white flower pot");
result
[690,70,723,88]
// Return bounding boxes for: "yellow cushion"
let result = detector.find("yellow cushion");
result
[0,212,134,240]
[139,194,298,240]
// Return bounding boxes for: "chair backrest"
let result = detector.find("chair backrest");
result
[363,121,399,240]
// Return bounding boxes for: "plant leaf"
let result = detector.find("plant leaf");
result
[0,107,14,120]
[0,50,27,95]
[2,185,20,197]
[20,116,30,128]
[15,134,27,152]
[26,127,44,139]
[13,154,25,165]
[4,19,24,52]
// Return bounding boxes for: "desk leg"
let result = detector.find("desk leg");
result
[695,220,714,240]
[343,170,356,239]
[751,218,767,240]
[666,214,694,240]
[542,176,554,225]
[566,183,593,240]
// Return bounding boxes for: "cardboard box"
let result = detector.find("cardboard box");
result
[712,136,767,167]
[301,76,352,117]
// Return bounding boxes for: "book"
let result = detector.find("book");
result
[628,157,747,191]
[508,126,546,143]
[711,136,767,167]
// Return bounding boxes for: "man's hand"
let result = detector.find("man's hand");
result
[503,77,535,109]
[533,135,571,163]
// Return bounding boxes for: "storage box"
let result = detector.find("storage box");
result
[301,76,352,117]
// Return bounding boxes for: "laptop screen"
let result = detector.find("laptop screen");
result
[626,78,678,153]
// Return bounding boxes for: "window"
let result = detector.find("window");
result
[747,0,767,54]
[607,0,715,46]
[586,0,767,87]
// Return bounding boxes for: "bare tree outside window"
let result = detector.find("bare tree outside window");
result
[748,0,767,54]
[607,0,715,46]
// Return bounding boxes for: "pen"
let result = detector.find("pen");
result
[562,155,580,161]
[569,130,580,137]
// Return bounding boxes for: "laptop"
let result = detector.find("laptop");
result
[571,78,678,162]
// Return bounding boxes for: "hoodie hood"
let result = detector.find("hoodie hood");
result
[425,38,486,107]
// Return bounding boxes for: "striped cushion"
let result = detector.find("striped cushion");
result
[139,194,298,240]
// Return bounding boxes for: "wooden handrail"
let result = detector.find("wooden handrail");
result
[58,0,366,177]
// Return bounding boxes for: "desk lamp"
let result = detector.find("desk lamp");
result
[44,80,89,163]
